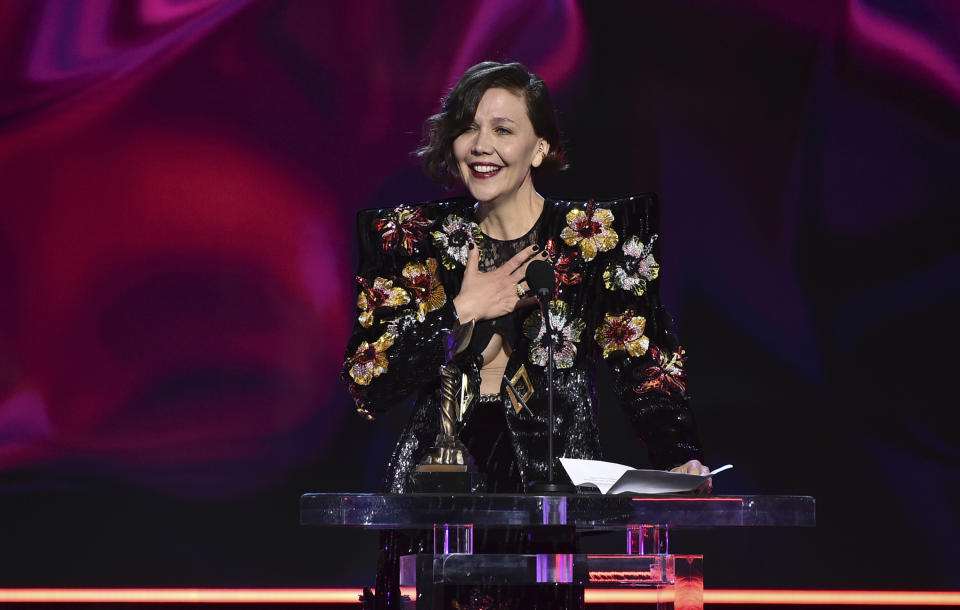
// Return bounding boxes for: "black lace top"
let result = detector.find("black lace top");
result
[467,206,545,358]
[476,209,543,272]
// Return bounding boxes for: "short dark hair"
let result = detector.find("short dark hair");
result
[417,61,567,188]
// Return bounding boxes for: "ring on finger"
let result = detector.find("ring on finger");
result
[515,283,526,298]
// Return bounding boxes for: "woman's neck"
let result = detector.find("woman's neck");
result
[475,180,544,240]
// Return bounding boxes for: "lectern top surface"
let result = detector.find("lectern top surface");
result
[299,493,815,530]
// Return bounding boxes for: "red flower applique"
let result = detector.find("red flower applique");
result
[401,258,446,321]
[636,345,687,397]
[545,238,583,297]
[345,332,396,386]
[373,205,432,255]
[356,276,410,327]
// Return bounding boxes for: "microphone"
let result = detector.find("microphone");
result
[525,259,555,299]
[524,259,575,494]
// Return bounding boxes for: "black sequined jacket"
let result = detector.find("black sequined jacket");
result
[341,194,704,493]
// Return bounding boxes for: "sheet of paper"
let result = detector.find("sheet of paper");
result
[559,458,634,494]
[560,458,733,495]
[608,463,733,494]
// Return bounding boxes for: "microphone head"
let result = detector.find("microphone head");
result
[525,259,555,297]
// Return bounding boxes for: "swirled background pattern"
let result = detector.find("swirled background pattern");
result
[1,0,958,590]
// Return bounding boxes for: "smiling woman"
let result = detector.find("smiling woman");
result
[341,61,709,608]
[419,61,567,191]
[452,88,545,211]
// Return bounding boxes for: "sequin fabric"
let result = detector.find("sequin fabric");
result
[341,195,704,486]
[559,200,619,261]
[342,194,705,608]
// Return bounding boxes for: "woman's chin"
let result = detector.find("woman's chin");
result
[465,185,500,205]
[464,180,524,206]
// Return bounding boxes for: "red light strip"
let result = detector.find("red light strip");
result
[0,588,958,605]
[630,496,745,502]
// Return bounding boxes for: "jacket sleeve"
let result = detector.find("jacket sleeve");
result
[583,195,705,469]
[341,206,458,419]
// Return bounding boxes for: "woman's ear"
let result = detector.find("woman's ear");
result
[532,140,549,168]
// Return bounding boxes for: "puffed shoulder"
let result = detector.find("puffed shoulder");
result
[353,193,662,257]
[355,196,476,228]
[549,193,660,238]
[550,192,659,209]
[356,193,659,222]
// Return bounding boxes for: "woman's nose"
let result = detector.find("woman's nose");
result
[471,128,493,155]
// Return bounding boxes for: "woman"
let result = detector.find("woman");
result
[342,61,709,606]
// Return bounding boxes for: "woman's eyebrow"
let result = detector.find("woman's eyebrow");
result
[489,116,518,125]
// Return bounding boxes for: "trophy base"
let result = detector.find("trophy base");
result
[411,469,487,493]
[417,438,475,469]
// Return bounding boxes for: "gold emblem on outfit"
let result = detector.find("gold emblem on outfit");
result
[506,364,534,415]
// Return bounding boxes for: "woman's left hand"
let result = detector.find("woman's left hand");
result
[670,459,712,494]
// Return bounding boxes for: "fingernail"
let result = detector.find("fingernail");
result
[532,245,540,252]
[541,251,549,257]
[469,243,475,250]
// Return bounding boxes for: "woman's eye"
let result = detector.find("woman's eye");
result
[495,127,512,135]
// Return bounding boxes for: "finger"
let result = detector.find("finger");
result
[671,460,708,475]
[510,282,530,300]
[514,295,539,310]
[504,244,540,275]
[463,243,479,275]
[512,249,551,279]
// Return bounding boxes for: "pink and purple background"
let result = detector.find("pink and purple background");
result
[1,0,958,590]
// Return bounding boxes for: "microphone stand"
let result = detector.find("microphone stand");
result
[528,291,576,495]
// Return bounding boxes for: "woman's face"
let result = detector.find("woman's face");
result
[452,87,546,205]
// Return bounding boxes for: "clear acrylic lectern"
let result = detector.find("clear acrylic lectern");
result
[300,493,815,609]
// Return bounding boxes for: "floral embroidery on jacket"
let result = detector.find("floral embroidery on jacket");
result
[603,234,659,296]
[559,201,618,262]
[401,258,446,321]
[346,332,396,386]
[545,238,583,296]
[523,300,586,369]
[636,345,687,396]
[431,214,480,269]
[373,205,433,255]
[595,311,650,359]
[356,276,410,327]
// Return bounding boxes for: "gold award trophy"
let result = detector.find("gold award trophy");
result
[413,320,485,491]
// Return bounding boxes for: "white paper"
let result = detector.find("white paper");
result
[560,458,733,495]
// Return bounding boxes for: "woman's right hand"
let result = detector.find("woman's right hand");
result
[453,244,547,322]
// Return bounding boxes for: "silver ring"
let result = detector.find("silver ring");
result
[515,283,526,298]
